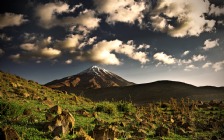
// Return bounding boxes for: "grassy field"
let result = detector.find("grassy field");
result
[0,71,224,140]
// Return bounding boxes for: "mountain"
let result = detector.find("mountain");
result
[45,66,134,91]
[83,80,224,104]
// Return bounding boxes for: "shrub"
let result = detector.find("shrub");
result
[95,102,117,115]
[117,101,136,114]
[0,100,24,119]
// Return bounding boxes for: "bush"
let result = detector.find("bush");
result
[0,100,24,119]
[117,101,136,114]
[95,102,117,115]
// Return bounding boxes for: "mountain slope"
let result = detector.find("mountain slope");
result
[45,66,134,91]
[83,80,224,104]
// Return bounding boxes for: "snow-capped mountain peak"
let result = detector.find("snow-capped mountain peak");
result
[45,66,135,90]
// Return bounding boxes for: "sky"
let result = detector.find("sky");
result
[0,0,224,87]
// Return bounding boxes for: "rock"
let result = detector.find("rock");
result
[155,126,169,137]
[52,126,65,137]
[49,105,62,115]
[44,111,75,137]
[21,92,30,98]
[0,126,21,140]
[75,128,94,140]
[45,112,54,121]
[42,97,54,107]
[91,125,118,140]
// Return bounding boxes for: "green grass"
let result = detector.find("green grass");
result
[0,71,224,139]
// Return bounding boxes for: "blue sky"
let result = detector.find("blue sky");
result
[0,0,224,86]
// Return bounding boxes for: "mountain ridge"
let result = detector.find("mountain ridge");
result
[82,80,224,104]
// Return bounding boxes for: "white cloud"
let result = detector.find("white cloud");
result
[65,59,72,64]
[212,61,224,72]
[0,33,12,41]
[192,54,206,62]
[202,62,212,68]
[0,48,4,56]
[150,0,215,37]
[20,43,38,51]
[9,53,20,61]
[209,4,224,16]
[41,48,61,59]
[203,39,219,51]
[137,44,150,50]
[184,64,198,71]
[153,52,176,64]
[87,36,97,45]
[117,43,149,64]
[78,39,149,65]
[181,59,192,64]
[182,50,190,56]
[67,9,101,30]
[35,2,100,31]
[94,0,146,24]
[0,13,27,29]
[57,34,83,49]
[35,2,70,28]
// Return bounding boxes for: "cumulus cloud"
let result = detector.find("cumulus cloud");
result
[181,59,192,64]
[57,34,83,49]
[41,48,61,59]
[35,2,100,31]
[153,52,176,64]
[184,64,198,71]
[94,0,146,24]
[202,62,212,68]
[87,36,97,45]
[78,39,149,65]
[117,43,149,64]
[192,54,206,62]
[0,13,28,29]
[150,0,215,37]
[203,39,219,51]
[17,35,64,62]
[137,44,150,50]
[212,61,224,72]
[64,9,101,30]
[35,2,69,28]
[209,4,224,16]
[9,53,20,61]
[182,50,190,57]
[65,59,72,64]
[20,43,38,51]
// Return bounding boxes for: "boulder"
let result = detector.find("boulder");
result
[91,125,118,140]
[0,126,21,140]
[44,111,75,137]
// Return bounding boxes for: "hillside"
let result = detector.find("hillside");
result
[45,66,134,91]
[83,80,224,104]
[1,71,224,139]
